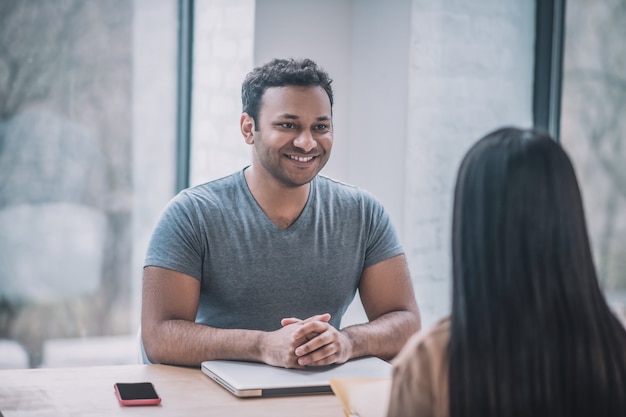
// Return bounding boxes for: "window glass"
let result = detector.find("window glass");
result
[560,0,626,323]
[0,0,177,368]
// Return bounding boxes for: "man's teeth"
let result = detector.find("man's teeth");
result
[289,155,314,162]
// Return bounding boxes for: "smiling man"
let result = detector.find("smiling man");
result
[141,58,421,368]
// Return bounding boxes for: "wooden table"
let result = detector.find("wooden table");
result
[0,364,345,416]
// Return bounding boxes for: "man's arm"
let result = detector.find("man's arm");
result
[141,266,316,368]
[290,254,421,366]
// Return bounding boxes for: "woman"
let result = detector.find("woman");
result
[387,127,626,417]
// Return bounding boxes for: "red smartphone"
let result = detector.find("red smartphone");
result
[114,382,162,406]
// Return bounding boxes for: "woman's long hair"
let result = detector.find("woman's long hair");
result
[449,127,626,417]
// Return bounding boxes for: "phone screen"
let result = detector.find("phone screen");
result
[114,382,161,406]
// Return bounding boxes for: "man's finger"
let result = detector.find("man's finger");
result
[300,313,331,324]
[280,317,301,326]
[281,313,331,327]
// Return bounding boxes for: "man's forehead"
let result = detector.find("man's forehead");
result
[261,85,330,101]
[260,85,332,116]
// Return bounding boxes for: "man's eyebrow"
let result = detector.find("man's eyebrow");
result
[277,114,331,121]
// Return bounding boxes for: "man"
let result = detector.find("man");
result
[141,58,421,368]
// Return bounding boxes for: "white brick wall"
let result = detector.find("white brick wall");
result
[405,0,535,326]
[190,0,255,186]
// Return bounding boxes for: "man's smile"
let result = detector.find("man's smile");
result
[287,154,316,163]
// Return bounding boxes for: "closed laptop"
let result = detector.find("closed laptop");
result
[201,356,392,398]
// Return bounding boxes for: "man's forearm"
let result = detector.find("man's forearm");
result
[143,319,265,367]
[342,310,421,361]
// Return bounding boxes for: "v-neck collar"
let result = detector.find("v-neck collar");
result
[239,168,315,231]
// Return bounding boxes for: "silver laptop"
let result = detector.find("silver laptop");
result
[201,356,391,398]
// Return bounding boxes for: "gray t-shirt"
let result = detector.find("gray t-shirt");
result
[145,169,403,331]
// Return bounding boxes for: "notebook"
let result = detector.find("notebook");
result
[201,356,392,398]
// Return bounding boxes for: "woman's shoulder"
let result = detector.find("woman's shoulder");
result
[388,317,451,417]
[394,317,450,364]
[409,317,450,346]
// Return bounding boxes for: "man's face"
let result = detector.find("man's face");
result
[248,85,333,188]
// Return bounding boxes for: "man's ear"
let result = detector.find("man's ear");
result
[240,113,255,144]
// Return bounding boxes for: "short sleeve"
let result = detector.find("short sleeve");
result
[144,192,204,280]
[363,192,403,269]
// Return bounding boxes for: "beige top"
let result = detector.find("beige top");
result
[387,317,451,417]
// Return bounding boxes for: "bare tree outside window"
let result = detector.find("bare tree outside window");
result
[0,0,133,367]
[560,0,626,321]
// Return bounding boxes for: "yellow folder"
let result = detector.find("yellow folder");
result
[329,377,391,417]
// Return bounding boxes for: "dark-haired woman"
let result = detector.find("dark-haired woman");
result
[387,127,626,417]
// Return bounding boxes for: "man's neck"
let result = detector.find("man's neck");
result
[244,166,311,229]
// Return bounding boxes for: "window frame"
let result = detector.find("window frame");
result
[533,0,566,142]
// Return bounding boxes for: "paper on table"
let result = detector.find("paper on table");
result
[329,377,391,417]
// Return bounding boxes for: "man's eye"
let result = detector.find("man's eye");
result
[315,124,329,131]
[278,123,295,129]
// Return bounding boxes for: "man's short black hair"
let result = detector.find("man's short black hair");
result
[241,58,334,129]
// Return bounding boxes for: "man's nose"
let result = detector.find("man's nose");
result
[293,130,317,152]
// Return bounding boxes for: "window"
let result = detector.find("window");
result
[560,0,626,322]
[0,0,178,368]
